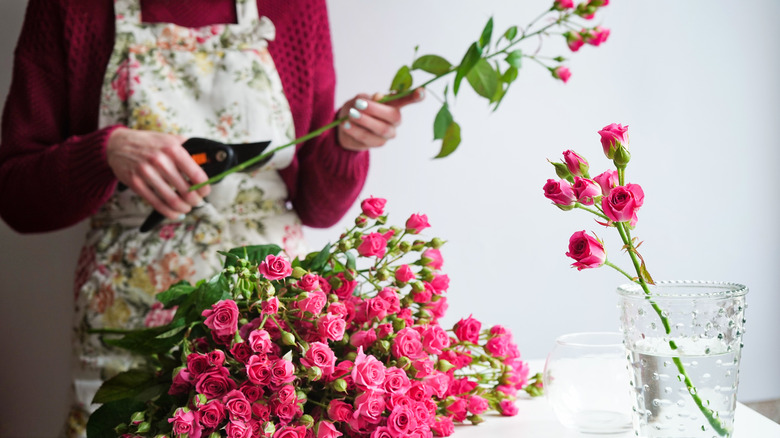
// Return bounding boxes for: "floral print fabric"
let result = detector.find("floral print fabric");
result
[66,0,306,435]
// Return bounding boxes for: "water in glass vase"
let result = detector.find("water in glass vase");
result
[628,338,739,438]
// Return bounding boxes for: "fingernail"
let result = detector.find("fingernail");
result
[416,88,426,100]
[355,98,368,110]
[195,199,206,208]
[343,121,352,130]
[177,214,186,221]
[349,108,361,119]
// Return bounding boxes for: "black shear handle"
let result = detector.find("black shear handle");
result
[138,138,236,232]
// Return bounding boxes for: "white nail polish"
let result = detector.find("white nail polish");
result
[343,121,352,130]
[349,108,361,119]
[355,98,368,110]
[177,214,186,221]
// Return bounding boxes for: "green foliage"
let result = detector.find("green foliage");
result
[411,55,452,75]
[390,65,413,93]
[87,399,146,438]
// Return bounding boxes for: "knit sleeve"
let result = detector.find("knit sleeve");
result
[0,0,120,233]
[275,0,369,228]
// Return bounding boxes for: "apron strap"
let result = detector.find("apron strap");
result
[236,0,261,26]
[113,0,143,27]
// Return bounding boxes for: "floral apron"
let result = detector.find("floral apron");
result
[66,0,306,435]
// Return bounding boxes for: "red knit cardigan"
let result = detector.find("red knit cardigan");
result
[0,0,369,233]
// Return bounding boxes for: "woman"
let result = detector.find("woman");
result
[0,0,422,435]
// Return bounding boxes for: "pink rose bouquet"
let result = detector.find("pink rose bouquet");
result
[543,123,731,436]
[89,199,543,438]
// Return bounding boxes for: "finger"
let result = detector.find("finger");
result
[348,108,397,141]
[127,174,182,220]
[339,121,388,150]
[150,148,204,207]
[352,99,402,127]
[384,88,426,109]
[167,142,212,199]
[138,163,192,216]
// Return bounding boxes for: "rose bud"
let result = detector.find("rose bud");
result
[564,31,584,52]
[543,179,576,209]
[360,196,387,219]
[565,230,607,270]
[572,177,601,206]
[562,149,589,177]
[551,66,571,83]
[598,123,629,160]
[406,213,431,234]
[593,169,618,196]
[585,26,610,46]
[553,0,574,10]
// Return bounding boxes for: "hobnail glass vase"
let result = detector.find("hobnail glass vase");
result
[617,281,748,438]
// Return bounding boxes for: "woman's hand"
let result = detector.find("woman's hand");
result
[106,128,211,220]
[336,88,425,151]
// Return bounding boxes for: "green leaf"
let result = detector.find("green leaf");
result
[87,399,146,438]
[389,65,413,93]
[345,251,357,272]
[453,43,482,96]
[92,370,159,404]
[411,55,452,76]
[224,244,282,268]
[433,104,454,140]
[478,17,494,50]
[466,58,499,100]
[196,274,231,310]
[309,242,332,272]
[505,50,523,69]
[104,320,186,354]
[435,122,461,159]
[156,281,196,308]
[504,26,518,41]
[502,65,519,83]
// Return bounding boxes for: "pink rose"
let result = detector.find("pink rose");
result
[377,288,401,314]
[572,177,601,206]
[357,232,387,258]
[365,296,389,320]
[230,342,253,365]
[316,420,343,438]
[328,399,353,422]
[168,408,201,438]
[601,183,644,226]
[198,400,225,429]
[593,169,618,196]
[598,123,629,159]
[331,272,358,300]
[566,230,607,270]
[585,26,610,46]
[223,390,252,422]
[426,296,448,321]
[394,264,416,283]
[421,325,450,355]
[187,353,212,378]
[564,31,584,52]
[392,327,426,359]
[317,312,346,341]
[430,274,449,293]
[301,342,337,375]
[387,406,418,435]
[275,384,297,405]
[202,300,239,338]
[431,416,455,437]
[350,329,377,351]
[422,248,443,270]
[553,0,574,9]
[196,368,236,399]
[552,66,571,83]
[168,368,192,395]
[239,381,262,402]
[490,325,509,336]
[248,329,272,354]
[299,290,327,315]
[454,316,481,343]
[543,179,576,206]
[245,355,272,386]
[468,396,489,415]
[485,335,511,358]
[377,323,394,339]
[258,254,292,280]
[370,426,394,438]
[405,213,431,234]
[499,400,519,416]
[446,397,468,422]
[360,197,387,219]
[563,150,589,177]
[384,366,412,394]
[271,358,295,386]
[297,273,321,291]
[274,425,308,438]
[261,297,279,315]
[352,389,386,424]
[351,347,386,390]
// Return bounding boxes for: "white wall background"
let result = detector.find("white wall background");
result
[0,1,777,436]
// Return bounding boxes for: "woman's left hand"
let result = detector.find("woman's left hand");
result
[336,88,425,151]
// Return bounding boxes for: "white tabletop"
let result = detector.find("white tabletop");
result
[452,361,780,438]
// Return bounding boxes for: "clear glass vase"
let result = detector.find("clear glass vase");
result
[617,281,748,438]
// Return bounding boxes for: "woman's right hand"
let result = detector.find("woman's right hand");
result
[106,127,211,220]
